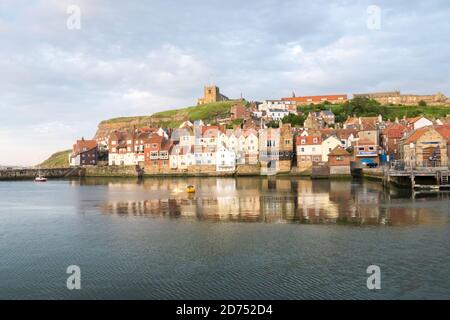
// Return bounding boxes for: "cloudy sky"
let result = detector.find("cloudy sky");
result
[1,0,449,166]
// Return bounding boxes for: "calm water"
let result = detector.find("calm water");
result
[0,177,449,299]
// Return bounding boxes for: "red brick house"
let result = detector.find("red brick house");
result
[353,137,379,165]
[230,103,250,120]
[144,134,173,171]
[328,146,352,175]
[381,123,408,161]
[69,138,98,166]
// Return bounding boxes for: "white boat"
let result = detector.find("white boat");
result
[34,167,47,182]
[35,176,47,182]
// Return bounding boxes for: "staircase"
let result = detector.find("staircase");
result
[440,172,449,185]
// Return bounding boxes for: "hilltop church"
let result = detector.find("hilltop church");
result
[197,85,229,105]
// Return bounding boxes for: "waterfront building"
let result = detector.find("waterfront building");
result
[279,123,294,172]
[321,136,342,162]
[328,146,352,175]
[216,143,236,172]
[296,135,323,170]
[169,145,194,170]
[108,131,137,166]
[144,134,173,172]
[399,126,449,168]
[259,127,281,175]
[353,137,379,165]
[69,138,98,166]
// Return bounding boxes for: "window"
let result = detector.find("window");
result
[336,156,343,161]
[368,146,375,151]
[358,147,364,151]
[312,147,315,152]
[285,139,291,146]
[301,139,306,144]
[313,138,318,143]
[301,147,304,152]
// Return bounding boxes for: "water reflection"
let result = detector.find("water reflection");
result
[86,177,450,226]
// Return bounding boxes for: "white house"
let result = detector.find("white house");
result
[321,136,341,162]
[258,100,297,113]
[296,135,323,168]
[406,116,433,130]
[267,109,290,121]
[169,145,194,170]
[216,143,236,172]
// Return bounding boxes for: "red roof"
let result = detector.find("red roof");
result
[296,135,322,145]
[73,139,97,156]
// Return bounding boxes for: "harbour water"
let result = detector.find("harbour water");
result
[0,177,449,299]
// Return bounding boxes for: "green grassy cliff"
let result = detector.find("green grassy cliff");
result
[39,150,71,168]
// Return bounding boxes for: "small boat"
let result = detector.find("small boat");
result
[186,185,196,193]
[34,167,47,182]
[35,176,47,182]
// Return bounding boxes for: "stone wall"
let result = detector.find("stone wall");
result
[0,167,81,180]
[236,164,260,176]
[330,165,351,176]
[83,165,139,177]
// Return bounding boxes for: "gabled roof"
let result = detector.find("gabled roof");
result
[336,129,358,140]
[73,139,97,156]
[328,146,351,156]
[404,127,430,144]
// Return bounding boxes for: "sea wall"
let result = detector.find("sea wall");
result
[0,167,81,180]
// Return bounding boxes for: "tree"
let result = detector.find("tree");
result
[418,100,427,107]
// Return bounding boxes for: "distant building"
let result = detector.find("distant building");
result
[258,100,297,113]
[69,138,98,166]
[266,109,290,121]
[197,85,229,105]
[304,111,336,129]
[282,94,347,106]
[401,116,433,130]
[353,91,449,106]
[230,103,250,120]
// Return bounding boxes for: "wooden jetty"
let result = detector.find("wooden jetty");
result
[384,166,450,190]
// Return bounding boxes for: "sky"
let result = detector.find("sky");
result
[1,0,450,166]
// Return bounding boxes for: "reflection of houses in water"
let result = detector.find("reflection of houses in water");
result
[98,177,434,226]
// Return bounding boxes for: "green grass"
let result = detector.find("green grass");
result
[39,149,71,168]
[101,101,240,129]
